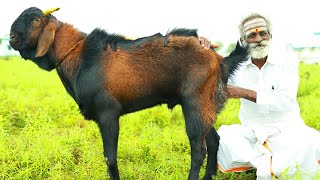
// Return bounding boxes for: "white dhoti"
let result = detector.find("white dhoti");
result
[217,124,320,180]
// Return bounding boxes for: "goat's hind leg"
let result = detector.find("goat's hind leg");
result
[97,109,120,180]
[202,126,220,180]
[181,100,207,180]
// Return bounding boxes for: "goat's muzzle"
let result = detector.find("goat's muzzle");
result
[9,32,22,50]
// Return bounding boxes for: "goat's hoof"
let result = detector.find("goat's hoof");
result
[202,174,216,180]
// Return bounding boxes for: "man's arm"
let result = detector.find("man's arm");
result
[228,60,300,112]
[227,84,257,102]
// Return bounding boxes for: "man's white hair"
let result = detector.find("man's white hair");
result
[238,13,272,38]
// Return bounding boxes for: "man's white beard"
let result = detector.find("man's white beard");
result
[248,40,271,59]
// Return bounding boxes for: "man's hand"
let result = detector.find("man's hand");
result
[199,37,211,50]
[198,37,219,50]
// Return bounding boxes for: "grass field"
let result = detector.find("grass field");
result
[0,58,319,179]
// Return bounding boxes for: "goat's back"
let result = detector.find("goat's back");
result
[106,37,219,94]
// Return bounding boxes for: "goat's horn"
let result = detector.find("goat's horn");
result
[42,7,60,16]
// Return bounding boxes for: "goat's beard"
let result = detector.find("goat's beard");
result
[248,40,271,59]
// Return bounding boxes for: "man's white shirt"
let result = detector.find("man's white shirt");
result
[228,47,304,126]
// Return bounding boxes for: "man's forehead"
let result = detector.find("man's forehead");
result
[243,18,267,32]
[245,27,268,36]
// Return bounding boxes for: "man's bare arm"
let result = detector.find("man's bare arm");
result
[227,85,257,103]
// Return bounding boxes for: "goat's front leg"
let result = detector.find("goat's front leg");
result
[97,110,120,180]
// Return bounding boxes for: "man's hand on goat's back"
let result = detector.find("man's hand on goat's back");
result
[198,37,220,50]
[198,37,211,50]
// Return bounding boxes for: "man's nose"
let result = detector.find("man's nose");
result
[254,34,263,42]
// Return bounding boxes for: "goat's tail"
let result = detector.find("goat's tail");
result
[220,42,249,83]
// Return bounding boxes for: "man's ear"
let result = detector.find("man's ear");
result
[35,17,58,57]
[239,37,245,47]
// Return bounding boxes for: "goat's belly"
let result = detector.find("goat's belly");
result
[78,102,95,120]
[106,78,179,100]
[120,95,179,114]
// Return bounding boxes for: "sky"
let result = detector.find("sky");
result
[1,0,319,48]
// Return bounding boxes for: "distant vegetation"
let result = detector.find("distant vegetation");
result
[0,58,319,179]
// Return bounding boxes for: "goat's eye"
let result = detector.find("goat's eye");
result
[32,18,41,26]
[33,18,40,22]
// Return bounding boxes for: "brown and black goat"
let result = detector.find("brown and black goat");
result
[9,7,248,180]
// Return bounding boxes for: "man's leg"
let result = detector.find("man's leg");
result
[217,124,257,172]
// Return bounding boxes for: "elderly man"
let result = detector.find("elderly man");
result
[201,13,320,179]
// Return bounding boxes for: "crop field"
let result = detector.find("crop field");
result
[0,58,319,179]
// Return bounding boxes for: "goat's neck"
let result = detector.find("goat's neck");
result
[53,23,85,61]
[53,23,85,79]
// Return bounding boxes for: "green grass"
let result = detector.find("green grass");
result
[0,58,319,179]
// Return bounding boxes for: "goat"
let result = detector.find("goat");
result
[9,7,248,180]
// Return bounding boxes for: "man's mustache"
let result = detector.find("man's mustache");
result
[249,40,269,48]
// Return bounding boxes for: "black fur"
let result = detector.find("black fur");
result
[81,29,107,66]
[214,78,227,114]
[117,33,164,50]
[83,28,199,55]
[221,42,248,83]
[167,28,198,37]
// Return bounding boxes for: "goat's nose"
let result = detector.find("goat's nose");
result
[10,33,16,40]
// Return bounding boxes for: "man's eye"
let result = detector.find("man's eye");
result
[260,31,267,35]
[247,33,256,39]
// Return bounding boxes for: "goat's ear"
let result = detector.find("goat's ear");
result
[35,17,58,57]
